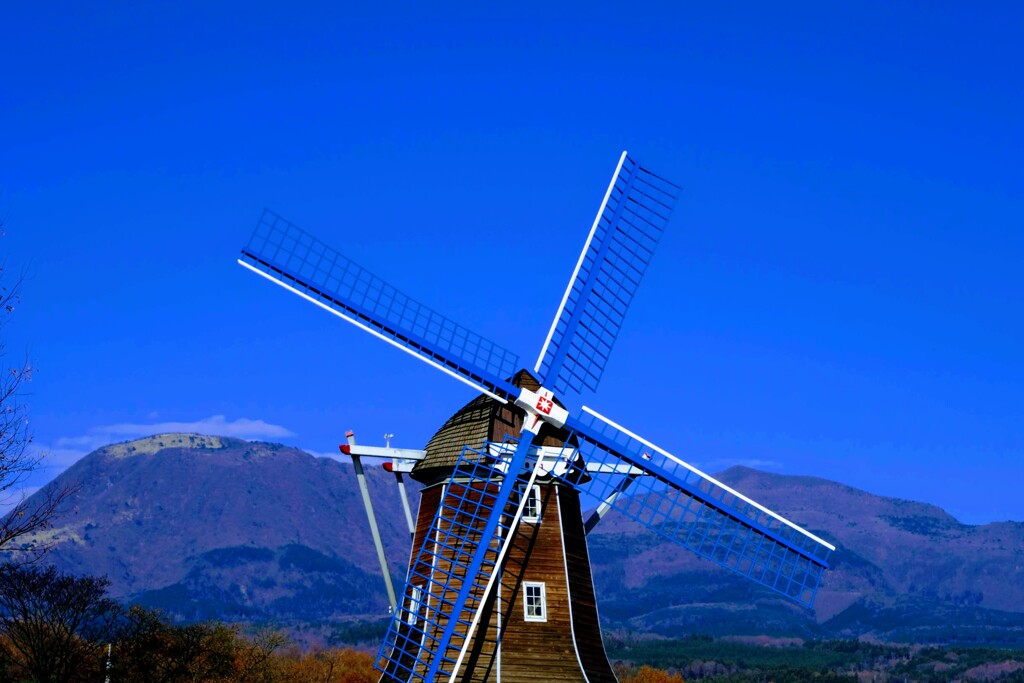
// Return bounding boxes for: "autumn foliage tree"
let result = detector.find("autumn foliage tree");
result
[0,561,379,683]
[0,560,693,683]
[629,665,686,683]
[275,647,376,683]
[614,662,687,683]
[112,606,237,683]
[0,563,120,682]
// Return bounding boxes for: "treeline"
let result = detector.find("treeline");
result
[608,634,1024,682]
[0,563,697,683]
[0,562,377,682]
[612,664,686,683]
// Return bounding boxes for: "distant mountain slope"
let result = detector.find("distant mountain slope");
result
[588,466,1024,644]
[18,434,411,625]
[10,435,1024,645]
[718,466,1024,615]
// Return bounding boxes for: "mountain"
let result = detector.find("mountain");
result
[15,434,411,637]
[588,466,1024,645]
[10,434,1024,646]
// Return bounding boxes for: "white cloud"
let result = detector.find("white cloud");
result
[54,434,108,449]
[97,415,293,440]
[33,415,295,475]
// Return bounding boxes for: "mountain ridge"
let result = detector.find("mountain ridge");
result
[9,433,1024,645]
[30,433,413,606]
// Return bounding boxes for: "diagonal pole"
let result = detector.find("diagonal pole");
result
[584,471,642,534]
[346,430,399,613]
[392,465,417,539]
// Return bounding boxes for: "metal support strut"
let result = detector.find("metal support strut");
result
[344,430,399,614]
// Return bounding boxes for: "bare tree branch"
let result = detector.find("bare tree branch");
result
[0,563,121,682]
[0,223,76,561]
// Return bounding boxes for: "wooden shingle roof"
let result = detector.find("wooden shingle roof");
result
[411,369,575,484]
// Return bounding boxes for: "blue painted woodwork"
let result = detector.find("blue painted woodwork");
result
[377,437,538,682]
[240,210,521,400]
[537,156,680,396]
[561,410,831,607]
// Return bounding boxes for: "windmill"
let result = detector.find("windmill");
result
[237,151,834,682]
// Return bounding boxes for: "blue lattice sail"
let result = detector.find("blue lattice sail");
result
[561,407,833,607]
[239,210,520,402]
[536,152,681,395]
[378,445,542,683]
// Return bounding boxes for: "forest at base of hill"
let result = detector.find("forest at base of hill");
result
[7,623,1024,683]
[608,635,1024,682]
[4,563,1024,682]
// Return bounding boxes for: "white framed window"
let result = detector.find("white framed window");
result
[523,581,547,622]
[522,484,541,523]
[406,586,422,625]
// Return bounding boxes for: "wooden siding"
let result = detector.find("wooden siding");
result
[559,487,618,683]
[388,480,618,683]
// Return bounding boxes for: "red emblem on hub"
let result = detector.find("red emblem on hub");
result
[536,396,554,414]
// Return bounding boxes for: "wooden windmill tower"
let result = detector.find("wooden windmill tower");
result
[238,152,835,683]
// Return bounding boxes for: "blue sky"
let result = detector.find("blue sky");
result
[2,2,1021,524]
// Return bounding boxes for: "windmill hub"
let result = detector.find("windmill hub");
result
[514,385,568,431]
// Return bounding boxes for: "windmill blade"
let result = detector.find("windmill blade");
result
[377,439,543,683]
[535,152,680,396]
[559,407,834,607]
[239,210,521,402]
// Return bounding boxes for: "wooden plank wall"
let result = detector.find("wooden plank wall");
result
[385,480,618,683]
[492,483,589,682]
[559,486,619,683]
